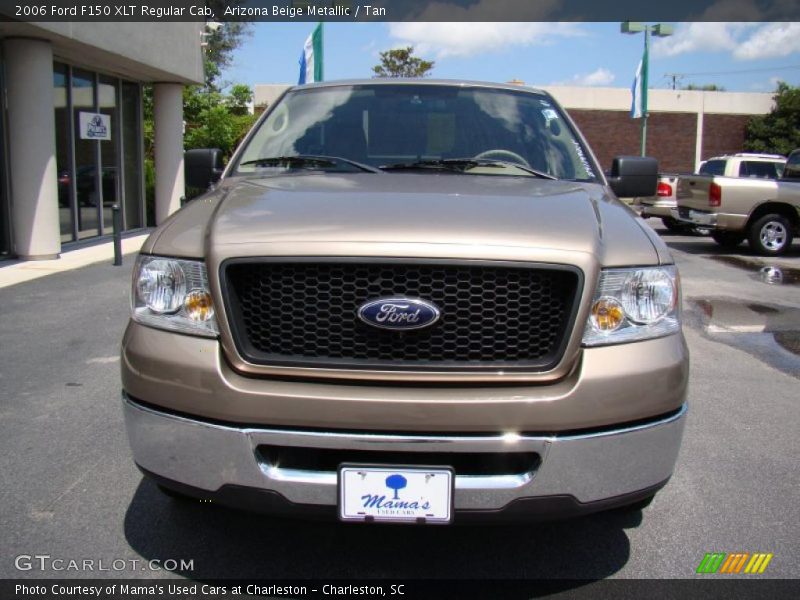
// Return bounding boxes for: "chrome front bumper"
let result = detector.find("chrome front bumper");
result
[123,396,687,511]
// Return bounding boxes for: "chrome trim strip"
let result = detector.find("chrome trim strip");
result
[556,404,687,441]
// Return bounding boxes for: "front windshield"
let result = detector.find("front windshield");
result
[235,84,599,181]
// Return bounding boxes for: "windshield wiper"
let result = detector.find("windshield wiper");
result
[379,158,557,180]
[239,154,380,173]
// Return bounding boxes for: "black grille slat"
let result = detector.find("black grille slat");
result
[223,261,579,372]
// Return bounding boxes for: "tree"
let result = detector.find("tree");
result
[683,83,725,91]
[744,82,800,156]
[143,20,256,221]
[372,47,434,78]
[203,1,252,92]
[202,22,251,92]
[225,84,253,116]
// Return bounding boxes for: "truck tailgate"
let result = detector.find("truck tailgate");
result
[676,175,714,211]
[678,175,782,215]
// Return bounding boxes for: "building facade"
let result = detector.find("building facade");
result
[539,86,774,174]
[0,22,205,260]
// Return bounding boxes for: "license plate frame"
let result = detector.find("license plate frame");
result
[338,464,454,525]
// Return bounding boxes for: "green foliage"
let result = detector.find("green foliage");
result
[372,47,434,78]
[180,86,256,200]
[200,16,251,92]
[683,83,725,91]
[225,84,254,116]
[184,102,257,156]
[744,82,800,156]
[143,23,256,160]
[141,21,254,217]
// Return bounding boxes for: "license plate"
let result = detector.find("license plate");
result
[338,465,454,524]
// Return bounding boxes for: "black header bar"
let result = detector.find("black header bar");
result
[2,0,798,23]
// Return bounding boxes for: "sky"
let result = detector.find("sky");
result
[224,22,800,93]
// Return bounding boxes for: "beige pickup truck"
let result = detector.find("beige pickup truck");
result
[122,80,688,523]
[677,152,799,255]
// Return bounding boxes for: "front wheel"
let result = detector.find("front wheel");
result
[748,214,794,256]
[711,230,745,248]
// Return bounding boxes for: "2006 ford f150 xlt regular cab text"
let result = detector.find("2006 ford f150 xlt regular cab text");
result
[122,80,688,523]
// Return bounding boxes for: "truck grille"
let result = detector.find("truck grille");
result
[222,260,581,372]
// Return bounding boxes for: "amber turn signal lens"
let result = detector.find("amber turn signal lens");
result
[184,290,214,322]
[590,297,625,332]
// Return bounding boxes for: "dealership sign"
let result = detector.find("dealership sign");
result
[78,112,111,141]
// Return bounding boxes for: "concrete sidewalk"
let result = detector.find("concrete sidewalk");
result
[0,233,149,289]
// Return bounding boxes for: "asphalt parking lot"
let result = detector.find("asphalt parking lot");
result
[1,220,798,586]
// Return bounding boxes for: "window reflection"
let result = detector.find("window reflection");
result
[99,75,118,234]
[54,65,144,241]
[122,82,143,229]
[72,68,99,239]
[53,63,73,242]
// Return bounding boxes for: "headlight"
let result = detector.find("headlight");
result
[582,266,680,346]
[131,255,218,337]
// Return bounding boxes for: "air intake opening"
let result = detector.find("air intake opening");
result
[256,445,541,476]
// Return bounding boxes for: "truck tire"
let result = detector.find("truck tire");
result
[748,214,794,256]
[711,230,745,248]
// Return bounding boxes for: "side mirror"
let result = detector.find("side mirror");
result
[185,148,224,190]
[608,156,658,198]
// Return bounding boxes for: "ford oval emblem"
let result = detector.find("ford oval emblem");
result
[357,297,441,331]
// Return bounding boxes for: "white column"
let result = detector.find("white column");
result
[153,83,185,225]
[4,38,60,260]
[695,95,705,172]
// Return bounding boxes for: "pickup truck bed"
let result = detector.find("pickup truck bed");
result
[677,174,800,255]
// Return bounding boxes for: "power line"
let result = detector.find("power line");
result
[664,64,800,79]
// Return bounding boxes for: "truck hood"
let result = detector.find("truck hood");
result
[146,173,663,266]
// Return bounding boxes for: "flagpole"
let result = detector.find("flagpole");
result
[318,22,324,82]
[622,22,672,157]
[640,27,649,156]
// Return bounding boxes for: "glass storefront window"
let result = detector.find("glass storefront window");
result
[72,68,99,239]
[122,82,143,229]
[53,63,74,242]
[98,75,119,235]
[53,65,144,244]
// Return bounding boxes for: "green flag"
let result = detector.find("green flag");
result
[298,23,324,84]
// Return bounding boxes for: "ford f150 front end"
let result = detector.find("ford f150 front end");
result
[122,80,688,523]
